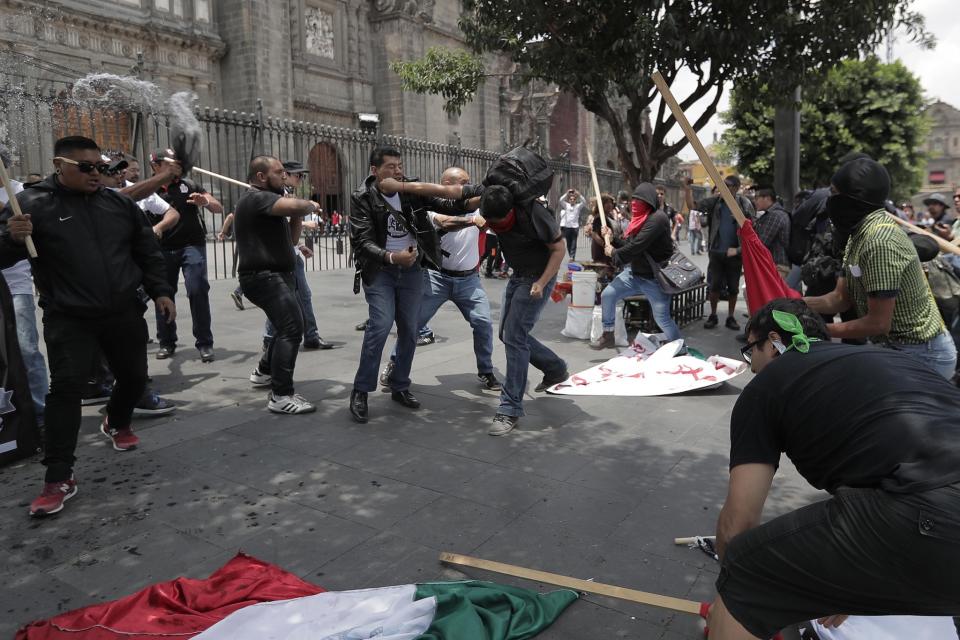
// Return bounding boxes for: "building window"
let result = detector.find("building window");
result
[155,0,169,11]
[929,170,946,184]
[195,0,210,21]
[305,7,335,60]
[173,0,184,16]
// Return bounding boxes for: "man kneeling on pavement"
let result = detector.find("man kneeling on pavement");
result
[706,298,960,639]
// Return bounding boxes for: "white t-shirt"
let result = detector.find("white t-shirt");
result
[559,200,583,228]
[124,180,170,218]
[0,181,33,295]
[428,210,480,271]
[382,191,414,253]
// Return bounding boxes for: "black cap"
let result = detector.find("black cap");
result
[107,159,128,175]
[150,148,176,164]
[282,160,307,174]
[831,158,890,208]
[910,233,940,262]
[631,183,658,209]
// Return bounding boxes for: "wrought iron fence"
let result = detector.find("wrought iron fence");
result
[1,83,672,280]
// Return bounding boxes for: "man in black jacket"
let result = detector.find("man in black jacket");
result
[593,183,680,350]
[348,146,482,423]
[0,136,175,517]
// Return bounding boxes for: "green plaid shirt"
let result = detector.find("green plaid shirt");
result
[843,210,944,344]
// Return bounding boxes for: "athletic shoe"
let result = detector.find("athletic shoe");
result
[80,383,112,406]
[29,477,78,517]
[488,413,518,436]
[200,347,215,363]
[230,290,245,311]
[267,393,316,414]
[132,391,176,417]
[725,316,741,331]
[534,370,569,393]
[379,360,395,389]
[249,367,272,387]
[478,372,502,391]
[156,345,176,359]
[416,333,435,346]
[703,314,719,329]
[100,418,139,451]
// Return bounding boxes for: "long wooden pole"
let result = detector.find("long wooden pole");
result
[190,166,250,189]
[651,71,747,228]
[886,212,960,256]
[439,551,703,616]
[0,160,38,258]
[585,150,608,229]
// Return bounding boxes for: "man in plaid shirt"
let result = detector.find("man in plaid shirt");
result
[752,187,791,279]
[804,157,956,379]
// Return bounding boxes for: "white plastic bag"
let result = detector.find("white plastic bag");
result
[589,304,628,346]
[561,306,593,340]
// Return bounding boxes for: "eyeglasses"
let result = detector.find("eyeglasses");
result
[55,156,109,174]
[739,337,766,364]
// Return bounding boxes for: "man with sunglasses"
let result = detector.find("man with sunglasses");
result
[149,148,222,363]
[707,298,960,639]
[0,136,176,517]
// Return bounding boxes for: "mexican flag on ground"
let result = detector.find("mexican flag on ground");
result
[17,553,577,640]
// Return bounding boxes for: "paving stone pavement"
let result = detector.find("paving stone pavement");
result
[0,265,823,638]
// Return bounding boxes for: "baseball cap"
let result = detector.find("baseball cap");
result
[150,148,177,164]
[282,160,308,174]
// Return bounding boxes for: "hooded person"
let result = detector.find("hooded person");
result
[591,183,680,350]
[804,157,956,379]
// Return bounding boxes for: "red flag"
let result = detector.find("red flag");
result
[738,219,800,315]
[16,553,323,640]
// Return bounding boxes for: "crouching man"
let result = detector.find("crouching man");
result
[707,298,960,639]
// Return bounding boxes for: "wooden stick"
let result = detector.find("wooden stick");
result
[651,71,747,228]
[0,159,38,258]
[585,150,608,229]
[439,551,702,615]
[886,212,960,256]
[191,166,251,189]
[674,535,716,545]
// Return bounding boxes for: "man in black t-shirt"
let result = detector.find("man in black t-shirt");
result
[235,156,322,415]
[149,148,223,363]
[479,185,568,436]
[706,298,960,640]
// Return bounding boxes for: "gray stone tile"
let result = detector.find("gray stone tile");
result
[390,495,519,552]
[445,465,558,514]
[388,449,490,493]
[311,531,446,589]
[495,445,593,481]
[520,482,636,539]
[0,572,90,638]
[325,437,429,476]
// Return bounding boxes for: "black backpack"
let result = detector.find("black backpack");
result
[787,188,829,266]
[483,147,554,203]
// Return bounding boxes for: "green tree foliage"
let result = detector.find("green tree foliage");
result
[722,57,930,201]
[390,48,486,116]
[390,0,930,186]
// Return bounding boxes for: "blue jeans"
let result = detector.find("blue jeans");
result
[498,276,566,417]
[354,266,423,393]
[688,229,703,255]
[156,244,213,349]
[390,270,494,373]
[600,269,682,341]
[13,293,47,422]
[894,331,957,380]
[265,255,320,343]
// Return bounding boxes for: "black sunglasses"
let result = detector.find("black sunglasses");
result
[740,337,766,364]
[55,156,109,174]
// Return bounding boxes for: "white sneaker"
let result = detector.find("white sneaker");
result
[250,367,271,387]
[267,393,316,414]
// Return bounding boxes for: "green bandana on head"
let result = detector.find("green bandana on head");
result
[771,310,819,354]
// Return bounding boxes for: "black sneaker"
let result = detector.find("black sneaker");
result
[703,314,719,329]
[534,370,569,393]
[488,413,518,436]
[725,316,741,331]
[133,391,176,417]
[156,345,176,359]
[200,347,214,363]
[416,333,435,346]
[80,384,112,406]
[478,372,502,391]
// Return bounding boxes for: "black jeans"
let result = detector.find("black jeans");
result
[42,307,148,482]
[239,271,303,396]
[561,226,579,260]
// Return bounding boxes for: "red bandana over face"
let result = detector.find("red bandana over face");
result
[486,208,517,234]
[624,199,653,237]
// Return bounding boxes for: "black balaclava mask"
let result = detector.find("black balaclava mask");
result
[826,158,890,235]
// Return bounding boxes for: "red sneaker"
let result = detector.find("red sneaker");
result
[29,477,78,517]
[101,417,140,451]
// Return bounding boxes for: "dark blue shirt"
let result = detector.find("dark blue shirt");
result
[712,202,739,253]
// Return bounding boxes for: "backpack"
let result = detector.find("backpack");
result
[483,147,554,203]
[787,188,829,266]
[924,256,960,325]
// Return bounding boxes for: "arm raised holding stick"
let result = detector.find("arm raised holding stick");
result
[0,159,38,258]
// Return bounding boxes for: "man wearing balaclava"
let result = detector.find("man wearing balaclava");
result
[804,157,956,379]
